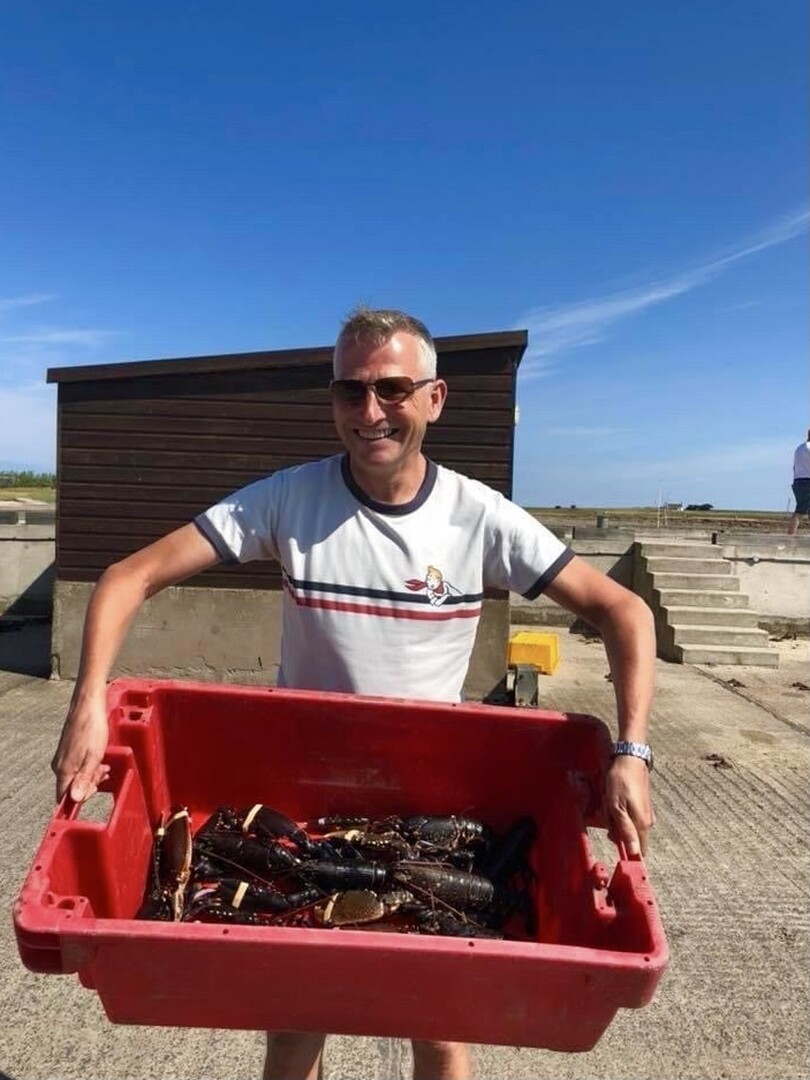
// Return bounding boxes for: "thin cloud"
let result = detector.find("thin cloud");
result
[542,426,625,438]
[2,328,116,347]
[518,208,809,370]
[622,437,788,481]
[721,300,762,312]
[0,293,57,315]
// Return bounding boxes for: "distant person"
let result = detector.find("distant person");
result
[51,306,656,1080]
[788,429,810,536]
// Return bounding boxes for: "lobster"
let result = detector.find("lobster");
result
[391,863,495,911]
[313,887,504,938]
[137,803,538,938]
[198,804,338,861]
[311,814,491,855]
[185,878,322,924]
[314,888,413,928]
[136,807,192,922]
[316,828,414,862]
[395,815,492,849]
[194,831,302,882]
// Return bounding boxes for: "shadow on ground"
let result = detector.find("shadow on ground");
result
[0,617,51,678]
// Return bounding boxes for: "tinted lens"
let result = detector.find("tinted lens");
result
[330,376,419,405]
[330,380,367,404]
[374,376,416,402]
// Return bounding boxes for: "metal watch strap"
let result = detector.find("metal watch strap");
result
[612,740,654,771]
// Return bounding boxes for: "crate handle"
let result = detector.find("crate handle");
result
[616,840,642,863]
[54,746,133,825]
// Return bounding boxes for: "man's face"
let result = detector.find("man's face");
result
[331,331,447,485]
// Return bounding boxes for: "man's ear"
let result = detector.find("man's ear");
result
[427,378,448,422]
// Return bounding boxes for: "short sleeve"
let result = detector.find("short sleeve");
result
[194,474,281,564]
[482,494,574,598]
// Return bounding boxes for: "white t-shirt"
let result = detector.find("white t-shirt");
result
[793,441,810,480]
[196,455,573,702]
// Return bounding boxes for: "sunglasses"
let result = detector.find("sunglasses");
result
[329,376,434,405]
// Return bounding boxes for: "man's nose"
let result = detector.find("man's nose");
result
[357,385,386,423]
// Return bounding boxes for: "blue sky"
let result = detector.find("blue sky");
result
[1,0,806,510]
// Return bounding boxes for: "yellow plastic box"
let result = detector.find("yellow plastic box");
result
[507,631,560,675]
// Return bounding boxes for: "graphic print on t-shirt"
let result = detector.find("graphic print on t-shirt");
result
[404,565,461,607]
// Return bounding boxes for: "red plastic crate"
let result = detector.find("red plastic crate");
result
[14,678,668,1051]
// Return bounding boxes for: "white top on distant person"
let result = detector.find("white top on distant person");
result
[788,429,810,535]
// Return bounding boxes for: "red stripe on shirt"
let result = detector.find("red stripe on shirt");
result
[283,581,480,621]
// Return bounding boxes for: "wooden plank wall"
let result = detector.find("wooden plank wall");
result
[54,344,519,588]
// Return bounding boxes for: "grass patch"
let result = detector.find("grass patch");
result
[0,487,56,504]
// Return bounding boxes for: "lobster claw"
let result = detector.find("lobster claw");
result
[241,804,304,843]
[159,807,192,921]
[316,890,386,927]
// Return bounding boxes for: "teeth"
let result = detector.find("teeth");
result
[357,429,394,441]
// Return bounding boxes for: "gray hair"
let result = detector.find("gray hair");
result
[334,306,437,378]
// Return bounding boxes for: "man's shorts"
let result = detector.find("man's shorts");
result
[793,478,810,515]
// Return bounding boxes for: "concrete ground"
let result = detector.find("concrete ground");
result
[1,622,808,1080]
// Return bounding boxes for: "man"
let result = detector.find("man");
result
[788,429,810,536]
[52,307,656,1080]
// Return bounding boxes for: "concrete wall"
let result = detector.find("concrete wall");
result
[718,533,810,624]
[52,581,510,703]
[0,522,55,617]
[511,529,810,633]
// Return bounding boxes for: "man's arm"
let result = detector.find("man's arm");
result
[544,555,656,856]
[51,523,221,803]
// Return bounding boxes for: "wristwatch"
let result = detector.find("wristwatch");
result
[612,740,654,771]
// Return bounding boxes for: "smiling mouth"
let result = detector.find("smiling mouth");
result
[355,428,397,441]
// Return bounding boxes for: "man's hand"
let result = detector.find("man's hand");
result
[47,524,222,804]
[604,754,655,857]
[51,693,110,803]
[545,559,656,857]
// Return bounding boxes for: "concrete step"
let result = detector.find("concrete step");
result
[645,556,731,575]
[665,606,760,627]
[655,589,750,609]
[675,643,780,667]
[672,624,771,647]
[651,573,740,592]
[639,543,719,559]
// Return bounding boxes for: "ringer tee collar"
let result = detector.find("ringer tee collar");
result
[340,454,437,516]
